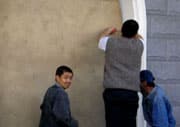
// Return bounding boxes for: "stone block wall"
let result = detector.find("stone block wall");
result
[146,0,180,126]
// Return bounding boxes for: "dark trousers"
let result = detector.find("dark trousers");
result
[103,88,139,127]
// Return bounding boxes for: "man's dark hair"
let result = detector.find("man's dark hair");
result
[55,65,73,76]
[121,19,139,38]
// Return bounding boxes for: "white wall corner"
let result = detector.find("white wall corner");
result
[119,0,147,70]
[119,0,147,127]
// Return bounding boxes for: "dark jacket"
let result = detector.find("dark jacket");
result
[39,84,78,127]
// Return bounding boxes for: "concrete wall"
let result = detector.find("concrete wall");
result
[0,0,121,127]
[145,0,180,126]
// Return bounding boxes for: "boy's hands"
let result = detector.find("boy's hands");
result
[99,27,143,40]
[99,27,117,39]
[135,34,143,40]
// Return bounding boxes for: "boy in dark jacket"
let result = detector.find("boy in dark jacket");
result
[39,65,78,127]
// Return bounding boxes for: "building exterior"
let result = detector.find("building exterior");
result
[0,0,179,127]
[146,0,180,126]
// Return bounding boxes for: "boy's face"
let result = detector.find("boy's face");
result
[140,81,147,90]
[140,81,148,95]
[56,72,73,89]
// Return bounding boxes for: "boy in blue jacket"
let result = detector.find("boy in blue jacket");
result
[39,65,78,127]
[140,70,176,127]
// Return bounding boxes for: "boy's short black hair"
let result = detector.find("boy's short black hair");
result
[55,65,73,76]
[121,19,139,38]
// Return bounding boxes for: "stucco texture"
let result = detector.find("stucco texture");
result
[0,0,121,127]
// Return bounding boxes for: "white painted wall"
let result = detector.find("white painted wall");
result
[119,0,147,127]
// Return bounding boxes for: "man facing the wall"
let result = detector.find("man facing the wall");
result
[98,19,144,127]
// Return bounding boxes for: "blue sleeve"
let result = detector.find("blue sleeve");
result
[165,99,176,127]
[152,98,169,127]
[52,91,71,126]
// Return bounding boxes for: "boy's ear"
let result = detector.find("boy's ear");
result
[141,80,147,86]
[144,81,149,87]
[55,75,60,81]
